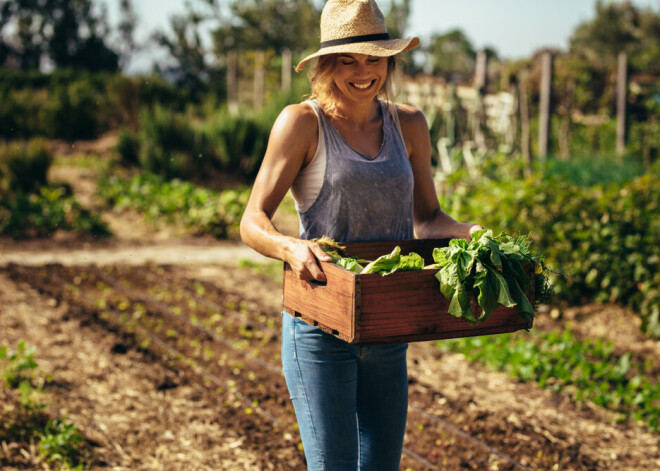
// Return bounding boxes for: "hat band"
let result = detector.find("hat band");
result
[320,33,390,49]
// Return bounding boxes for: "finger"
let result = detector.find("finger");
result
[307,259,327,282]
[312,246,332,262]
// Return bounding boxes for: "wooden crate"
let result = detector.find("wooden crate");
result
[282,239,535,344]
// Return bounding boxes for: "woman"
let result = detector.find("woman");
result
[240,1,481,469]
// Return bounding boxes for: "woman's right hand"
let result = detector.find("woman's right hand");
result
[285,240,332,282]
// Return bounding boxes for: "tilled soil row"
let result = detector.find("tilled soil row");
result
[4,263,639,470]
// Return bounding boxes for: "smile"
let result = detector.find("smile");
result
[351,80,375,90]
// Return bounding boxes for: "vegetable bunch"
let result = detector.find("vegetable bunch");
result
[432,229,539,325]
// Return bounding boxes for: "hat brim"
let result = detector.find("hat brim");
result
[295,37,419,72]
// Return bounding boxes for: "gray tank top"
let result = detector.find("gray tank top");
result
[299,100,414,243]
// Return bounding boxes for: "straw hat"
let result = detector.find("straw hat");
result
[295,0,420,72]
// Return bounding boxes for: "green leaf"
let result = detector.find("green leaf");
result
[448,285,476,323]
[432,247,451,267]
[474,269,501,320]
[361,246,401,274]
[490,267,517,308]
[392,252,425,273]
[437,264,460,300]
[455,249,476,282]
[508,276,535,322]
[336,258,363,273]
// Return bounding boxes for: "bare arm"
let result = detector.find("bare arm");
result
[239,104,331,281]
[397,104,482,240]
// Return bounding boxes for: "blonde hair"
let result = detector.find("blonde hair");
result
[307,54,399,118]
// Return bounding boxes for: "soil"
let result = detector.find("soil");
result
[1,138,659,470]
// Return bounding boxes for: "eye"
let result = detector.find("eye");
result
[341,60,355,65]
[367,57,381,63]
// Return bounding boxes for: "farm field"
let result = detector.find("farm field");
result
[1,142,660,470]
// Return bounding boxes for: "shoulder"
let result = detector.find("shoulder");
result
[269,102,319,164]
[273,102,318,136]
[391,103,430,156]
[393,103,428,130]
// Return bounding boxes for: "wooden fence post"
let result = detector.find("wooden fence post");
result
[281,48,292,92]
[472,50,488,151]
[538,51,553,162]
[227,50,238,114]
[254,50,265,109]
[616,51,628,156]
[518,70,532,176]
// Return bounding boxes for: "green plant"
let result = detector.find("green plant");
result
[38,418,85,468]
[1,341,44,410]
[441,170,660,338]
[136,105,217,180]
[0,185,111,238]
[438,328,660,431]
[432,230,545,324]
[97,173,249,238]
[1,341,38,389]
[0,139,53,196]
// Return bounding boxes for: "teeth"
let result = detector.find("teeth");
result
[352,81,373,89]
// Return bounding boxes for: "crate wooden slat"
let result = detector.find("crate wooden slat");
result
[282,238,534,344]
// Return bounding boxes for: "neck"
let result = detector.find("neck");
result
[334,98,380,126]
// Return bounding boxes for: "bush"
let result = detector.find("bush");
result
[41,77,100,140]
[115,128,141,167]
[0,139,53,195]
[441,169,660,338]
[136,105,217,180]
[0,186,111,238]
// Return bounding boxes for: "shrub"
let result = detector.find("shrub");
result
[0,139,53,195]
[441,169,660,338]
[0,186,111,238]
[41,77,100,140]
[115,128,141,167]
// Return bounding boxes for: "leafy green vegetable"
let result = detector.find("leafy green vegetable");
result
[336,258,363,273]
[433,229,543,324]
[361,246,402,274]
[360,247,425,275]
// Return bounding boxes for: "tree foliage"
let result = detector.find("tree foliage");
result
[569,0,660,72]
[0,0,119,71]
[212,0,321,55]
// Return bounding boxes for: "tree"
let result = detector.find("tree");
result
[0,0,119,71]
[151,0,220,100]
[384,0,412,41]
[116,0,139,71]
[426,29,476,81]
[212,0,321,56]
[569,0,660,72]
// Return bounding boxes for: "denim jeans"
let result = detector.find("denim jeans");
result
[281,312,408,471]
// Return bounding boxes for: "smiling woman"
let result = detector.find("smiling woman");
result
[238,1,481,469]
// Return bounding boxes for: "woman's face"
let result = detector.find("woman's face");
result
[332,53,388,105]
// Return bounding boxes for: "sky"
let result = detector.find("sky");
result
[108,0,660,72]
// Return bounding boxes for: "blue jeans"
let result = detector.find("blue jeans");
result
[281,312,408,471]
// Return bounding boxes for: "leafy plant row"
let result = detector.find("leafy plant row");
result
[437,329,660,432]
[1,341,87,468]
[97,173,250,239]
[443,169,660,338]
